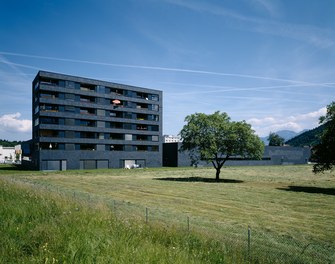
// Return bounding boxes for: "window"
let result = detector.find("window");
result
[124,112,133,119]
[96,85,105,94]
[65,131,75,138]
[81,160,96,169]
[150,94,159,101]
[110,122,123,129]
[66,81,75,89]
[79,144,96,151]
[77,119,96,127]
[64,93,75,101]
[80,95,95,103]
[148,114,159,121]
[40,91,58,99]
[124,145,134,151]
[97,109,105,116]
[80,83,96,92]
[152,135,159,142]
[110,133,123,140]
[41,104,58,112]
[136,145,148,151]
[151,104,159,111]
[125,134,132,141]
[80,132,97,139]
[64,119,75,126]
[136,92,149,99]
[108,144,124,151]
[150,146,159,152]
[96,97,106,105]
[137,124,148,130]
[150,125,159,131]
[97,121,105,128]
[40,130,59,137]
[124,90,134,97]
[40,117,59,124]
[136,103,148,109]
[123,123,133,130]
[64,105,75,112]
[137,135,148,141]
[80,108,95,115]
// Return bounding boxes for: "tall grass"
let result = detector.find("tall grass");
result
[1,178,248,263]
[1,165,334,263]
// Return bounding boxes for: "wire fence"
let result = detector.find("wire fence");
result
[4,177,335,263]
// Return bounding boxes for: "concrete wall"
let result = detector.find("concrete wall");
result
[37,149,162,170]
[163,143,311,167]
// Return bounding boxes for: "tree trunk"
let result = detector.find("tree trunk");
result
[215,167,221,182]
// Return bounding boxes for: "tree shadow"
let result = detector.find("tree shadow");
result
[277,186,335,196]
[154,177,244,183]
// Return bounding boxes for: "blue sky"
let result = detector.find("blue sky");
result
[0,0,334,141]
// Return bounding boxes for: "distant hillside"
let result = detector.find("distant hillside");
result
[0,139,22,147]
[260,130,306,145]
[285,124,327,147]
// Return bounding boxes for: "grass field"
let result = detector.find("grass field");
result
[1,164,334,263]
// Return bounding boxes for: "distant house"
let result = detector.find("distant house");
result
[0,145,21,163]
[163,135,182,143]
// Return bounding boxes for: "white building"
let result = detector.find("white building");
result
[163,135,182,143]
[0,145,21,163]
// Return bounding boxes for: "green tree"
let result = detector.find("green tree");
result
[313,102,335,173]
[268,132,285,146]
[179,111,264,181]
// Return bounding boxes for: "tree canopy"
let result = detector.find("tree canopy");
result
[313,102,335,173]
[268,132,285,146]
[179,111,264,181]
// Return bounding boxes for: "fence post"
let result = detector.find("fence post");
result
[248,225,251,261]
[187,216,190,232]
[146,207,149,224]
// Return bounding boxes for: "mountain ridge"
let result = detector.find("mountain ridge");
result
[260,130,307,145]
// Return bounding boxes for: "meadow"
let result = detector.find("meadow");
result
[1,164,334,263]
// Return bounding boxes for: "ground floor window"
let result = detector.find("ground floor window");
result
[42,160,67,170]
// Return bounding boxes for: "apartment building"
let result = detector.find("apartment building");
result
[32,71,162,170]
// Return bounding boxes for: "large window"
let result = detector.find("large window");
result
[80,108,95,115]
[40,130,62,137]
[80,83,96,92]
[40,117,60,125]
[107,144,124,151]
[76,144,96,151]
[40,104,59,112]
[77,119,96,127]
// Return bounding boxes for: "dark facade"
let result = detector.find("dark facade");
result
[163,143,311,167]
[32,71,162,170]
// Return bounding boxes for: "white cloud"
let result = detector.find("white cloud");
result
[247,107,327,137]
[0,113,31,133]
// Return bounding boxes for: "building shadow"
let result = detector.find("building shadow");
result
[277,186,335,196]
[154,177,244,183]
[0,164,35,171]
